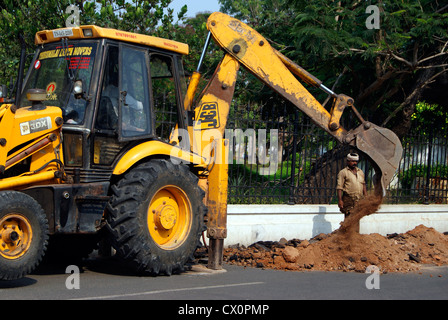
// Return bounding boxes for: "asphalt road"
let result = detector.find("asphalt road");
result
[1,257,447,303]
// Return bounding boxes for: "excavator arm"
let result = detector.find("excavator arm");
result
[189,12,403,270]
[190,12,402,195]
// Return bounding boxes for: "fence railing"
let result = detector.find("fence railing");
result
[389,130,448,204]
[226,102,448,205]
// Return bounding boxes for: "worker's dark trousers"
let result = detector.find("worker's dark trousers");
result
[341,194,360,232]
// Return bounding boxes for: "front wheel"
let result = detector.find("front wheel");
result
[106,160,206,275]
[0,191,49,280]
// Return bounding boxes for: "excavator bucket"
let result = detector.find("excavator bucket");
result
[349,123,403,196]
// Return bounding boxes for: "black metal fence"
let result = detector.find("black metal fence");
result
[226,102,448,205]
[390,130,448,204]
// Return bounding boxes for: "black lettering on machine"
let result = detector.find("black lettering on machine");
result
[197,102,220,129]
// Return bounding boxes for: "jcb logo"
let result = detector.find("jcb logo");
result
[197,102,220,129]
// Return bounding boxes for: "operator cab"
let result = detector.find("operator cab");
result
[19,26,189,182]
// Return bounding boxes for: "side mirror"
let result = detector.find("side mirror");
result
[0,85,7,99]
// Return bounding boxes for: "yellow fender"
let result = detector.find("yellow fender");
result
[113,140,206,175]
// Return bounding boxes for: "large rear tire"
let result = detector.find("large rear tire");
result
[0,191,49,280]
[106,160,206,275]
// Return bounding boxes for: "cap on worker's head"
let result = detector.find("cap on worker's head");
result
[347,153,359,161]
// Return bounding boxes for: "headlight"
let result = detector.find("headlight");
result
[83,28,93,37]
[73,80,83,95]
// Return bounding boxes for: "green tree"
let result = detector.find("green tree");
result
[0,0,187,95]
[410,101,447,136]
[219,0,448,138]
[0,0,70,90]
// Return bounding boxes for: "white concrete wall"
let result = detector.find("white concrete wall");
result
[226,204,448,246]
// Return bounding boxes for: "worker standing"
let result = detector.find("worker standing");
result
[336,153,367,219]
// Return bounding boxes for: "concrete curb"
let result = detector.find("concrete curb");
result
[225,204,448,246]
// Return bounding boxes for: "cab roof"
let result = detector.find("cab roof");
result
[35,25,189,55]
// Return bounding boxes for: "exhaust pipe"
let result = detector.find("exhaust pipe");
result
[15,34,27,105]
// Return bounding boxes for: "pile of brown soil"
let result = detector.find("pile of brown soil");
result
[222,196,448,273]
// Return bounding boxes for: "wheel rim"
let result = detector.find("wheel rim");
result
[147,186,193,250]
[0,214,33,260]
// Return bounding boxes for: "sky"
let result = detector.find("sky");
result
[168,0,221,20]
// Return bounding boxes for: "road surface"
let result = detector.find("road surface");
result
[1,257,447,303]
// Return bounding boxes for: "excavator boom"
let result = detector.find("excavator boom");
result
[194,12,402,196]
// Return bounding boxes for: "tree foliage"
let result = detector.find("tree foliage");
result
[0,0,189,93]
[219,0,448,138]
[1,0,447,140]
[411,101,447,136]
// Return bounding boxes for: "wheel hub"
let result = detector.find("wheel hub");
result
[0,214,33,259]
[147,186,192,249]
[2,229,20,244]
[155,202,178,230]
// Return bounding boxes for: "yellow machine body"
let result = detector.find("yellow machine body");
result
[0,12,402,280]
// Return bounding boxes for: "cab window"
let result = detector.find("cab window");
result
[93,44,151,165]
[120,46,151,138]
[20,41,98,125]
[150,54,180,142]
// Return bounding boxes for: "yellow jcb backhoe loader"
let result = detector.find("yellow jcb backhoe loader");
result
[0,12,402,280]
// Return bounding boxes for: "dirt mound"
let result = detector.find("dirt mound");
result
[222,196,448,273]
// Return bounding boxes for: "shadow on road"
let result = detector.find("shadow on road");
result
[0,277,37,288]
